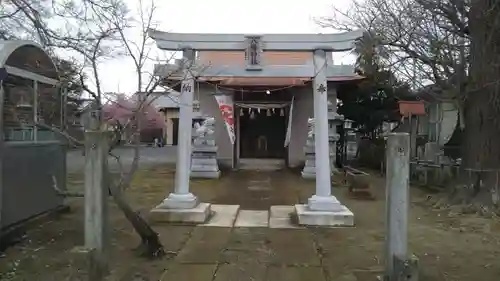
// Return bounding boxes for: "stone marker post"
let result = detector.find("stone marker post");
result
[83,109,109,279]
[385,133,418,281]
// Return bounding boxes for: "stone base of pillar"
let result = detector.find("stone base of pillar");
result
[160,193,198,209]
[294,203,354,227]
[149,202,212,224]
[149,193,211,224]
[150,193,211,224]
[307,195,343,211]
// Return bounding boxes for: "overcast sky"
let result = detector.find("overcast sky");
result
[97,0,354,94]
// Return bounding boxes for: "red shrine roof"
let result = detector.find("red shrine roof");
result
[193,51,364,86]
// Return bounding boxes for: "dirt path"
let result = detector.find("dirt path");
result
[1,166,499,281]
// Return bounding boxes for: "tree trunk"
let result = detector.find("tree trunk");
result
[105,171,165,258]
[459,0,500,208]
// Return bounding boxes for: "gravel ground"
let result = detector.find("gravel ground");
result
[1,167,499,280]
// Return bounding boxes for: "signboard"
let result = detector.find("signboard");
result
[284,96,294,147]
[214,94,235,144]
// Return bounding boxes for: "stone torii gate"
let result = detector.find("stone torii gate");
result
[149,30,363,226]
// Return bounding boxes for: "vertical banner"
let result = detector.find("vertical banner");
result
[214,94,235,144]
[284,96,295,147]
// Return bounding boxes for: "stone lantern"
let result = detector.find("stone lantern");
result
[343,119,357,162]
[344,118,353,130]
[301,118,316,179]
[327,100,344,172]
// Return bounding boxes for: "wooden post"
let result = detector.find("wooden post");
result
[83,110,109,278]
[385,133,418,281]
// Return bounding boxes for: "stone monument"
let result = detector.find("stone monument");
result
[301,118,316,179]
[190,117,221,178]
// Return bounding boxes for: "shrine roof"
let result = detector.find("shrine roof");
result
[157,50,364,86]
[162,75,364,86]
[198,51,313,66]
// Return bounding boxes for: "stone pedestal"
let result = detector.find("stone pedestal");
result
[295,190,354,227]
[190,117,220,178]
[191,147,221,178]
[294,203,354,227]
[302,118,316,179]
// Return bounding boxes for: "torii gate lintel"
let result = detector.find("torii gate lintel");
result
[148,29,364,52]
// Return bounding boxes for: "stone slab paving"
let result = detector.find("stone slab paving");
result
[202,204,240,227]
[159,264,217,281]
[201,204,303,229]
[160,227,329,281]
[267,229,321,265]
[266,266,326,281]
[221,228,273,264]
[157,171,335,280]
[269,205,302,229]
[176,227,232,263]
[213,263,268,281]
[234,210,269,227]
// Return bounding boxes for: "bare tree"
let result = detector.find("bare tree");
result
[321,0,500,209]
[460,0,500,208]
[318,0,469,98]
[1,0,190,257]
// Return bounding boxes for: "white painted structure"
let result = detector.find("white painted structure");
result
[149,30,363,226]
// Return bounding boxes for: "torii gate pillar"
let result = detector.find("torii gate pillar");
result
[294,50,354,227]
[150,49,212,224]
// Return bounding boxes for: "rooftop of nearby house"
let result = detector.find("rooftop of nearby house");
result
[397,100,426,117]
[135,91,181,109]
[134,91,204,115]
[414,84,457,103]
